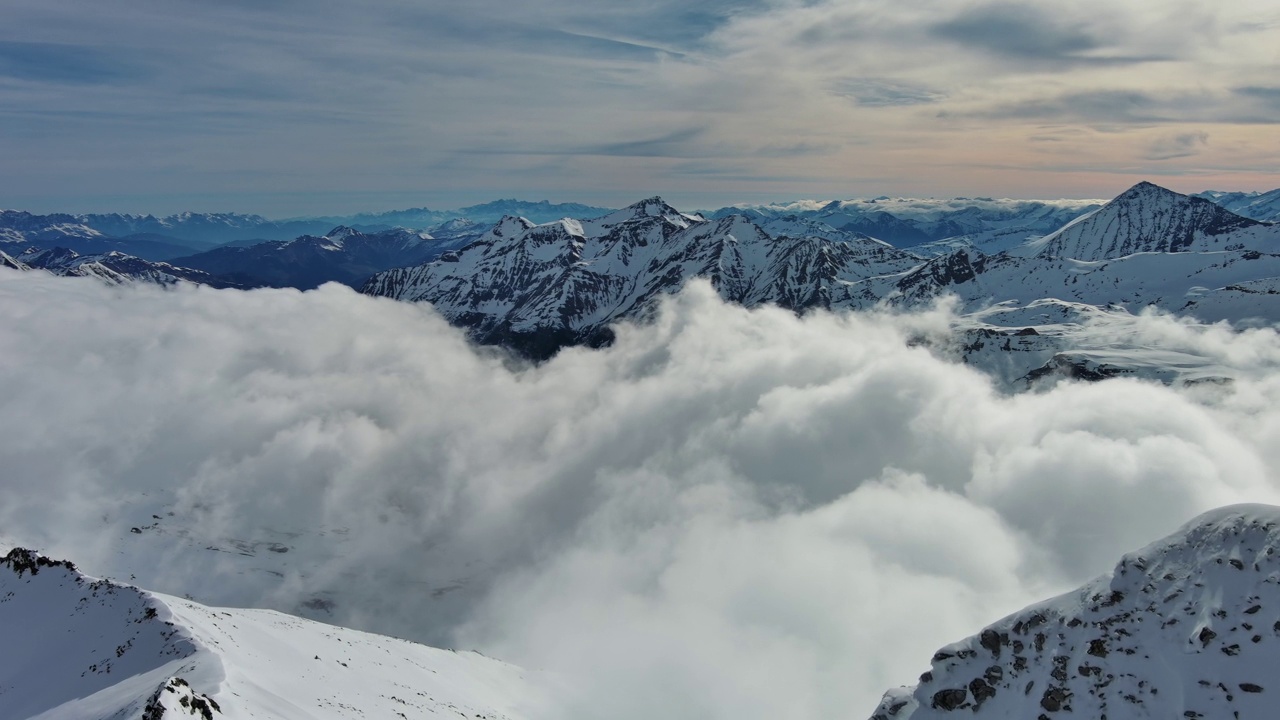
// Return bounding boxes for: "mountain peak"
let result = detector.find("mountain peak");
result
[326,225,361,240]
[871,503,1280,720]
[1020,181,1261,261]
[623,196,681,217]
[487,215,537,240]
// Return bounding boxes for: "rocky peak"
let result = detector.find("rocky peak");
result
[869,504,1280,720]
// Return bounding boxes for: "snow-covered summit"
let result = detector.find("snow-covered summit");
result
[0,547,537,720]
[869,504,1280,720]
[1022,182,1266,261]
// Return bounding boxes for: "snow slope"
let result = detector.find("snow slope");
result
[0,548,538,720]
[869,504,1280,720]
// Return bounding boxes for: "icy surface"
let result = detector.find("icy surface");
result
[0,548,538,720]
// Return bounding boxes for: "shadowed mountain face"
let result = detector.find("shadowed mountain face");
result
[171,226,446,289]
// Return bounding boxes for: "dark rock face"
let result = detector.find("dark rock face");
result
[142,677,222,720]
[1,547,77,577]
[931,688,968,711]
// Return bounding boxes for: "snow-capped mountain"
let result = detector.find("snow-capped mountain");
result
[0,249,28,271]
[1020,182,1267,261]
[0,211,207,262]
[171,226,443,289]
[362,183,1280,373]
[361,198,921,358]
[13,247,239,288]
[713,196,1101,248]
[1196,188,1280,223]
[868,504,1280,720]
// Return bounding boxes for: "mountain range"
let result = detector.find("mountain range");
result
[8,505,1280,719]
[360,182,1280,383]
[5,182,1280,384]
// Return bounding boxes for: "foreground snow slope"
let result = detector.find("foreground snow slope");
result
[0,549,536,720]
[869,504,1280,720]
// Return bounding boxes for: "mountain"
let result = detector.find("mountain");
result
[171,226,442,289]
[361,183,1280,383]
[712,197,1101,248]
[1196,189,1280,223]
[0,211,205,262]
[361,199,921,358]
[0,249,28,270]
[868,504,1280,720]
[307,199,613,230]
[14,247,240,288]
[1021,182,1267,261]
[0,548,535,720]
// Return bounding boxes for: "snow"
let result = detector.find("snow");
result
[0,549,540,720]
[869,504,1280,720]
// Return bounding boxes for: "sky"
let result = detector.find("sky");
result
[3,0,1279,216]
[6,270,1280,719]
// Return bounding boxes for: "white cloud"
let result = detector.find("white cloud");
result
[3,270,1280,719]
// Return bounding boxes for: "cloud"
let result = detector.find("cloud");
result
[0,40,151,84]
[5,271,1280,719]
[831,78,947,107]
[3,0,1279,214]
[1146,131,1209,160]
[931,3,1102,63]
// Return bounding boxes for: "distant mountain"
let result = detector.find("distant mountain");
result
[868,504,1280,720]
[361,183,1280,384]
[361,198,921,358]
[711,196,1102,248]
[14,246,240,287]
[302,199,612,231]
[1022,182,1265,261]
[0,547,534,720]
[172,226,445,289]
[1196,188,1280,223]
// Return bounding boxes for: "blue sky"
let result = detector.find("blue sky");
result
[2,0,1278,216]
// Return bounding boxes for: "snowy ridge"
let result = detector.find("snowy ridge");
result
[0,548,537,720]
[868,504,1280,720]
[13,247,236,288]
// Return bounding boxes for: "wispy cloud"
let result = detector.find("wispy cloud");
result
[1,0,1277,214]
[1146,131,1209,160]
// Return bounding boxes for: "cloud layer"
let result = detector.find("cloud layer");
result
[4,270,1280,719]
[3,0,1278,214]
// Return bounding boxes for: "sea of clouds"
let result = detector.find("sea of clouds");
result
[4,269,1280,719]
